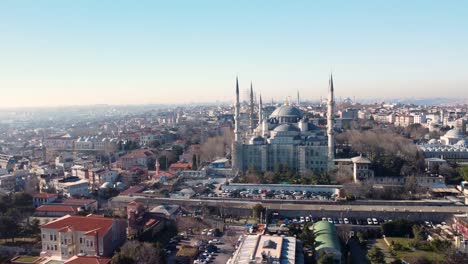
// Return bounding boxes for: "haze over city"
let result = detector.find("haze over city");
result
[1,0,467,108]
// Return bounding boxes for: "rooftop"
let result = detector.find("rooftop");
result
[41,215,118,237]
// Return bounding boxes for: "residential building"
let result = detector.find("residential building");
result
[0,174,16,190]
[44,134,76,151]
[54,177,90,197]
[33,193,58,208]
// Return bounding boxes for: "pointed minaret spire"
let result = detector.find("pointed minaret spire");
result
[258,93,263,125]
[249,81,255,134]
[327,73,335,161]
[234,76,241,142]
[297,90,300,106]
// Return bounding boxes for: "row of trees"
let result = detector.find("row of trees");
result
[237,165,330,185]
[0,193,39,243]
[336,128,425,177]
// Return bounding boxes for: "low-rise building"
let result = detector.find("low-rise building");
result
[40,214,126,260]
[313,221,341,263]
[229,234,303,264]
[55,177,90,198]
[33,193,58,208]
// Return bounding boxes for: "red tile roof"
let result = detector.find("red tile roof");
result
[120,185,145,195]
[33,193,58,199]
[169,162,192,170]
[128,201,143,207]
[62,199,97,206]
[65,256,111,264]
[36,205,78,214]
[41,215,116,237]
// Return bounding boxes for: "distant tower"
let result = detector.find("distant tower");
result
[297,90,300,106]
[234,77,241,142]
[327,74,335,162]
[258,94,263,125]
[249,82,255,134]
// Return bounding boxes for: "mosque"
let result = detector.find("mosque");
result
[231,75,336,176]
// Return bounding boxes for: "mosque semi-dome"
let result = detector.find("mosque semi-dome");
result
[273,123,301,132]
[444,128,464,139]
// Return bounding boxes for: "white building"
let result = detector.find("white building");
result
[40,214,126,260]
[229,234,303,264]
[55,178,90,197]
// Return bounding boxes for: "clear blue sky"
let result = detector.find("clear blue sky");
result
[0,0,467,107]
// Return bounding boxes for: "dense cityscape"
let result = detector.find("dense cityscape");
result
[0,76,467,264]
[1,1,468,264]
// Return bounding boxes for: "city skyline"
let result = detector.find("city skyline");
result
[1,0,467,108]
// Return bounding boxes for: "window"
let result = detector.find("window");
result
[50,234,53,240]
[54,245,57,251]
[80,238,83,244]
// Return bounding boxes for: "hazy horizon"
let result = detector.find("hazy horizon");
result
[1,0,467,108]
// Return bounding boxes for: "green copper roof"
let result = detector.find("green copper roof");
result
[312,221,341,252]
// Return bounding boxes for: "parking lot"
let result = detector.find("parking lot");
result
[165,227,238,264]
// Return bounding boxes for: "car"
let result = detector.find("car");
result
[372,218,379,225]
[322,217,327,222]
[338,218,343,224]
[333,218,339,224]
[210,239,221,244]
[344,218,349,224]
[327,217,333,223]
[367,218,373,225]
[305,216,311,222]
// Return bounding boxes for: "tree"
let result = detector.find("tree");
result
[367,246,386,264]
[430,239,452,252]
[0,216,20,242]
[317,253,335,264]
[459,165,468,182]
[252,203,265,220]
[111,254,135,264]
[12,192,33,207]
[299,223,315,248]
[288,224,301,237]
[412,225,423,241]
[111,241,164,264]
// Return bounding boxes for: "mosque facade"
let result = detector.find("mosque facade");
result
[231,76,336,176]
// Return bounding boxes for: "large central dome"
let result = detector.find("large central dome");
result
[269,105,302,119]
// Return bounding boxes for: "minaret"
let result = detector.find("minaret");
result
[249,82,255,134]
[327,74,335,161]
[232,77,243,172]
[258,94,263,124]
[297,90,300,106]
[234,77,241,142]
